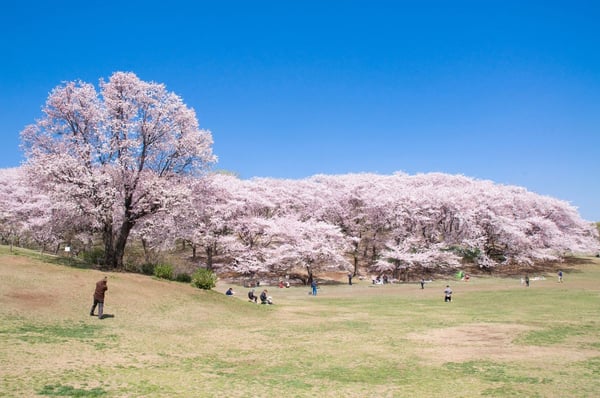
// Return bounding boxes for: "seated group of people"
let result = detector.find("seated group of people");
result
[247,288,273,304]
[372,275,389,284]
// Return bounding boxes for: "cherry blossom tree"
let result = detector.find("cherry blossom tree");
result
[308,174,373,275]
[191,174,256,269]
[0,167,95,254]
[375,237,462,280]
[20,72,215,269]
[0,168,29,249]
[264,216,352,283]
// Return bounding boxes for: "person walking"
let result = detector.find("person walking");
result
[525,275,530,287]
[557,270,563,283]
[348,272,353,285]
[90,276,108,319]
[444,285,452,302]
[420,278,425,289]
[311,279,318,296]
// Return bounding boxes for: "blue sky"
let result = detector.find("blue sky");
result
[1,1,599,221]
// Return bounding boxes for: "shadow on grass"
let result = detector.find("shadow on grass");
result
[1,245,95,270]
[46,255,95,270]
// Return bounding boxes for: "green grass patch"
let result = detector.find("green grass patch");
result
[38,384,107,397]
[2,320,106,344]
[444,361,550,384]
[516,322,598,346]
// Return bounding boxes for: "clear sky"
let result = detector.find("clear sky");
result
[1,1,599,221]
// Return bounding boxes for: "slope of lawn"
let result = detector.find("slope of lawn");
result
[1,246,599,397]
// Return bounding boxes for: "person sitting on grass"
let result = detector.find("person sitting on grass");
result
[248,289,258,303]
[260,289,273,304]
[225,287,234,296]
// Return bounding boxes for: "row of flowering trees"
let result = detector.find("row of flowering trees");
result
[2,72,598,280]
[150,172,598,279]
[3,165,597,279]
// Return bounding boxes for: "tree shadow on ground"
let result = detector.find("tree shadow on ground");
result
[46,255,94,270]
[476,256,598,277]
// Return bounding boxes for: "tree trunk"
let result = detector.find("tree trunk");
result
[206,245,213,270]
[104,218,134,270]
[141,238,150,264]
[102,221,113,269]
[306,265,313,285]
[114,220,134,269]
[351,240,359,276]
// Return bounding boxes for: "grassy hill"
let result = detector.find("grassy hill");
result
[1,246,599,397]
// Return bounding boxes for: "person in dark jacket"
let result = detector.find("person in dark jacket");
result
[260,289,273,304]
[90,276,108,319]
[248,289,258,303]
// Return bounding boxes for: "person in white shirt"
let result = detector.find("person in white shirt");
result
[444,285,453,302]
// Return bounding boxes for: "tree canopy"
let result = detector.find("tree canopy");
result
[19,72,215,268]
[5,72,598,277]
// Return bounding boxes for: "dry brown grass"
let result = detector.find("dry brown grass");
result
[1,249,600,397]
[408,323,595,364]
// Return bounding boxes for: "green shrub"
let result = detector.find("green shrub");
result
[191,268,217,290]
[175,273,192,283]
[154,264,174,280]
[448,246,481,262]
[141,263,155,275]
[81,248,104,266]
[123,262,138,273]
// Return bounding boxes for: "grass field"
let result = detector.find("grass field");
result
[1,246,599,397]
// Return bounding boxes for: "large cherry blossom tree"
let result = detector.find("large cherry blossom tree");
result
[20,72,216,269]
